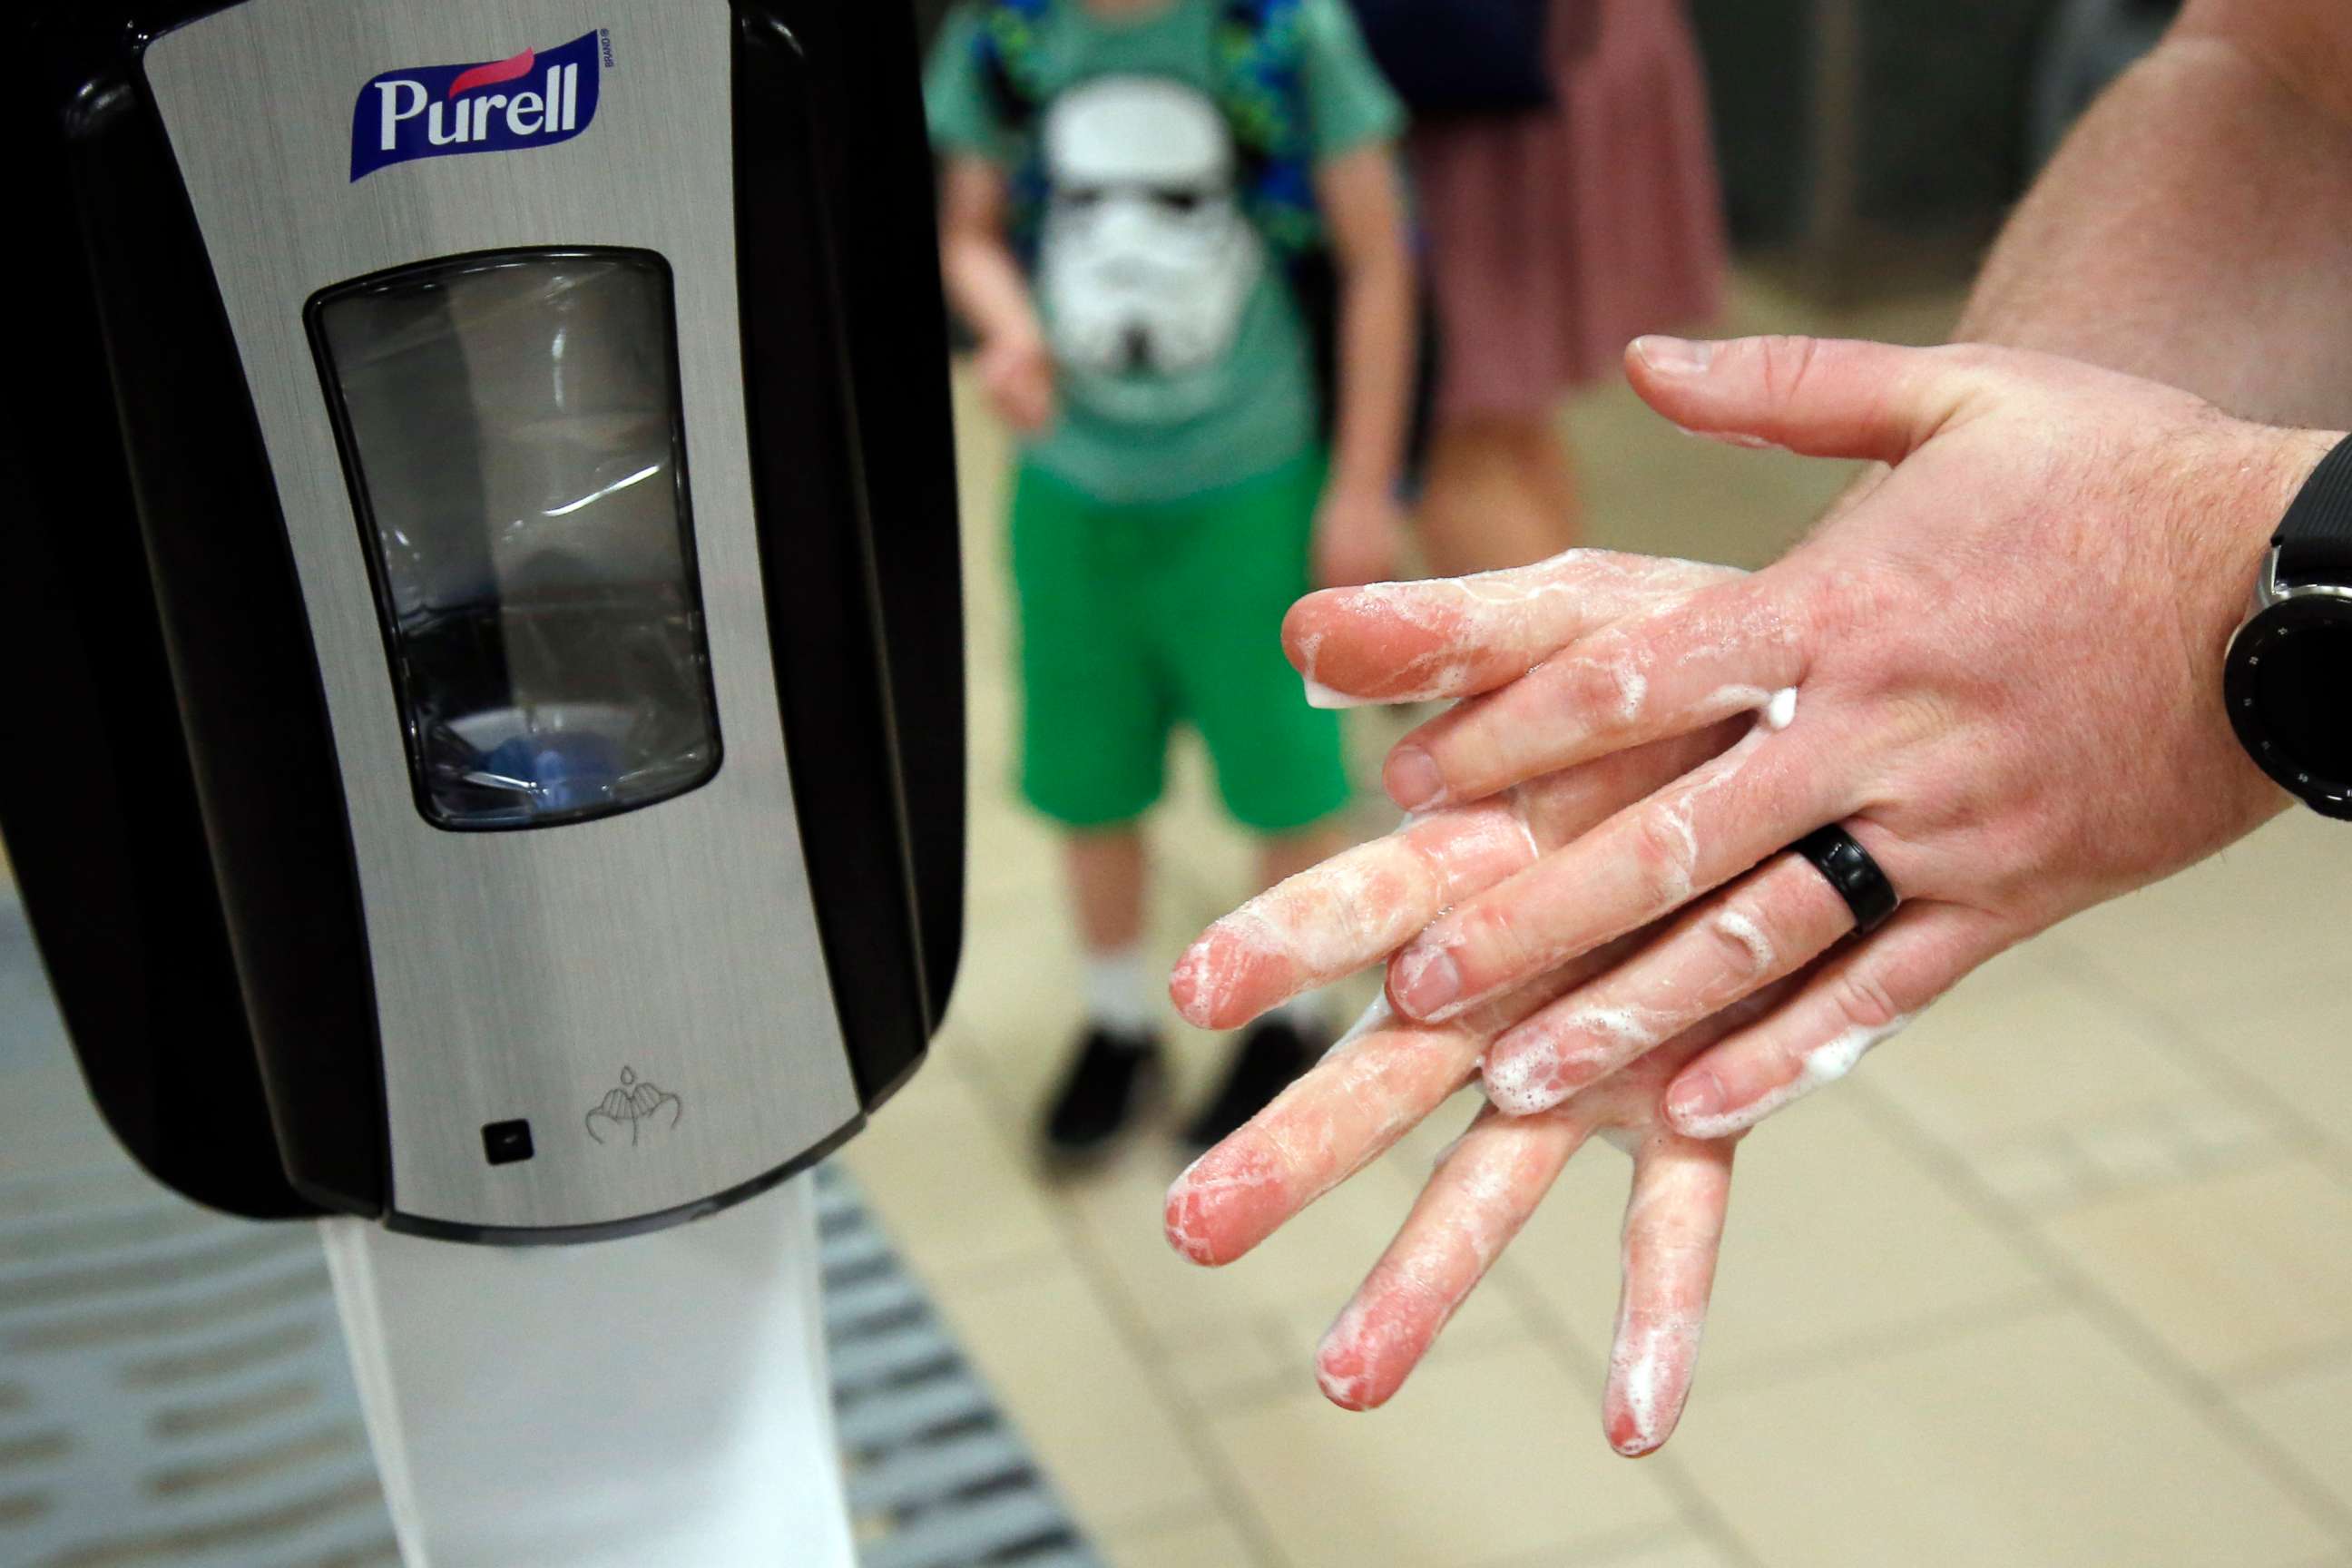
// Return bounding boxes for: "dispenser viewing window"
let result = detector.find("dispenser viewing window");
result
[310,248,722,830]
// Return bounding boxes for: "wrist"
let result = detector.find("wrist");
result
[2200,424,2338,640]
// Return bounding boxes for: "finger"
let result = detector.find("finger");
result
[1603,1131,1736,1457]
[1661,899,2010,1140]
[1163,962,1602,1268]
[1284,550,1740,710]
[1380,577,1804,811]
[1387,726,1850,1022]
[1171,721,1743,1029]
[1623,335,1991,464]
[1482,853,1857,1116]
[1314,1103,1589,1411]
[1310,995,1782,1416]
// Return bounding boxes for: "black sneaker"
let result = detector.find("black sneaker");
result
[1042,1025,1164,1158]
[1182,1016,1324,1150]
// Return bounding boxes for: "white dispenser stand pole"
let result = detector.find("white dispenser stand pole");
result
[320,1179,854,1568]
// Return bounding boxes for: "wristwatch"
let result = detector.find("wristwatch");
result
[2225,434,2352,819]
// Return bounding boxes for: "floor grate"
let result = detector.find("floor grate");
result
[817,1165,1102,1568]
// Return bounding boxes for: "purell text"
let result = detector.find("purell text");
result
[349,30,603,181]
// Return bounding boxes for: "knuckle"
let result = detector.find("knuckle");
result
[1462,898,1542,979]
[1751,334,1822,405]
[1552,652,1636,730]
[1700,906,1776,983]
[1827,963,1906,1037]
[1929,340,1997,377]
[1627,809,1700,908]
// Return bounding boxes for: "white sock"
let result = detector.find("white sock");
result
[1083,946,1156,1040]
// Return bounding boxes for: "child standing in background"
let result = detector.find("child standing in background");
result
[925,0,1415,1156]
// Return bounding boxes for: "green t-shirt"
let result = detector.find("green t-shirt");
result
[925,0,1405,505]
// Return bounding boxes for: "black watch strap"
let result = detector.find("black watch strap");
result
[2275,433,2352,582]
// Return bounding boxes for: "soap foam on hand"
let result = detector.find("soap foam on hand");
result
[1285,549,1743,711]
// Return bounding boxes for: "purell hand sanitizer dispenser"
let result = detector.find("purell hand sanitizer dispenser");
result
[5,0,963,1242]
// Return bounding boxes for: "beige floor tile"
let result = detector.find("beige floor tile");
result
[962,779,1066,906]
[1161,1318,1297,1407]
[1559,1537,1743,1568]
[2054,811,2352,1016]
[2176,984,2352,1165]
[1207,1340,1682,1568]
[1974,1137,2092,1211]
[1498,1092,2048,1386]
[928,1259,1220,1539]
[837,1060,1069,1285]
[1670,1308,2336,1568]
[1466,1534,1747,1568]
[2236,1352,2352,1519]
[2040,1159,2352,1377]
[1863,942,2269,1198]
[2073,1116,2200,1188]
[1101,1510,1269,1568]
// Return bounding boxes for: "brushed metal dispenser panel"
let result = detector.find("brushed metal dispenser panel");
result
[142,0,864,1233]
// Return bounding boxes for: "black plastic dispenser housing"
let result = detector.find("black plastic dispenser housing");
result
[5,0,964,1242]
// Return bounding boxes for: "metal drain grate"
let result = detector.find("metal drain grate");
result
[0,1164,402,1568]
[2,896,1093,1568]
[816,1166,1101,1568]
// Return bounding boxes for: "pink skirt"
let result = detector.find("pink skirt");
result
[1407,0,1730,419]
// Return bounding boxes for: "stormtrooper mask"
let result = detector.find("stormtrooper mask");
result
[1037,75,1265,395]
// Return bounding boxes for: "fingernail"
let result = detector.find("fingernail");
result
[1385,746,1446,811]
[1393,945,1461,1019]
[1632,335,1712,376]
[1665,1070,1724,1129]
[1302,678,1372,710]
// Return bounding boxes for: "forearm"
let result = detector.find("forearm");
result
[1960,27,2352,428]
[1326,230,1414,498]
[939,230,1043,349]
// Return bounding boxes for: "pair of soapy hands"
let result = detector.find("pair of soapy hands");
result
[1159,333,2325,1455]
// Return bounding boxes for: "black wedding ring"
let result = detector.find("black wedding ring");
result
[1790,826,1899,936]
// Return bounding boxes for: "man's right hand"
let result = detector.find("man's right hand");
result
[978,328,1056,436]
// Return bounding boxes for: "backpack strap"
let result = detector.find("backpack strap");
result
[971,0,1055,262]
[974,0,1054,128]
[1213,0,1324,263]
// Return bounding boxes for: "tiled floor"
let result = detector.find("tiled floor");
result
[842,271,2352,1568]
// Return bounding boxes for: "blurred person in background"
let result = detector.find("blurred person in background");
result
[924,0,1416,1160]
[1396,0,1728,574]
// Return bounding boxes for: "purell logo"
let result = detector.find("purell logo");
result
[349,29,603,181]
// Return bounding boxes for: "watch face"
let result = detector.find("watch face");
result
[2229,593,2352,818]
[2255,621,2352,780]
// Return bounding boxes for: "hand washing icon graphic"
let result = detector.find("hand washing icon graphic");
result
[585,1066,682,1147]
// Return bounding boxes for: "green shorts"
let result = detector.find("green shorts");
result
[1010,453,1351,835]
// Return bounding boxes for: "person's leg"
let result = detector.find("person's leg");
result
[1064,828,1155,1039]
[1009,465,1171,1154]
[1514,414,1584,544]
[1415,413,1582,577]
[1067,829,1146,950]
[1257,827,1347,893]
[1159,454,1357,1144]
